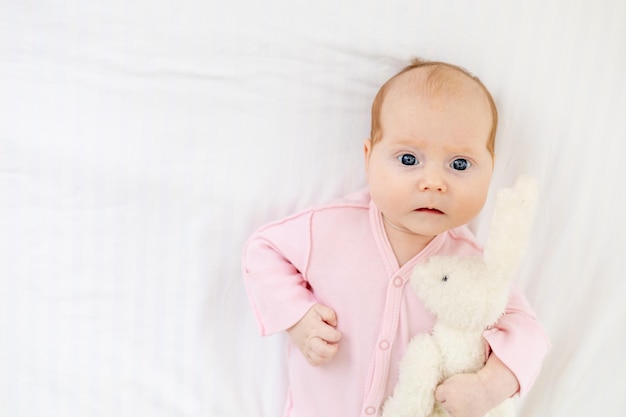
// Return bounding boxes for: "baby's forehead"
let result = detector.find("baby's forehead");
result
[389,65,481,99]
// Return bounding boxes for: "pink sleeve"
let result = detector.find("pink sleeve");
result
[242,211,318,336]
[483,284,551,396]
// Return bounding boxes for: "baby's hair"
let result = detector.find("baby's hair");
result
[370,58,498,157]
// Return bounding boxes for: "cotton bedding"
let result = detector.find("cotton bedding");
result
[2,1,625,416]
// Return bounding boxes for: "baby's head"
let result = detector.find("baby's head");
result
[370,58,498,158]
[364,58,498,248]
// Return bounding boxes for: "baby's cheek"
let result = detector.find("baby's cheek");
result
[458,193,488,223]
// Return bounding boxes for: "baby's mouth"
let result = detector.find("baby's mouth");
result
[415,207,444,214]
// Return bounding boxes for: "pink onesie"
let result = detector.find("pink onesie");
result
[242,189,550,417]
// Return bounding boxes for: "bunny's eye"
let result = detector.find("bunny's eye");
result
[442,275,448,282]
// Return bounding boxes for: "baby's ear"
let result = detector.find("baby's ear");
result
[363,139,373,170]
[363,139,372,156]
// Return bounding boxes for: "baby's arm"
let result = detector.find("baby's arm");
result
[436,284,550,417]
[243,211,343,365]
[482,284,551,395]
[242,212,319,336]
[287,303,342,366]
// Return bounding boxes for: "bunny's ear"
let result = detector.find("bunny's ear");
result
[483,175,539,279]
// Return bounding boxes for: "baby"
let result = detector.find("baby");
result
[242,58,549,417]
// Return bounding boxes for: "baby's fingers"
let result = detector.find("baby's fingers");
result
[313,304,338,327]
[318,323,342,344]
[307,337,339,366]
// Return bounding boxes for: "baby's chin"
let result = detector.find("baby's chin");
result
[383,217,444,240]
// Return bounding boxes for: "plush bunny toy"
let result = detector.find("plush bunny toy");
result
[381,175,539,417]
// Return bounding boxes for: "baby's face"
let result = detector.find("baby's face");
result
[364,79,494,245]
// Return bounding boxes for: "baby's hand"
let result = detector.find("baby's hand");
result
[434,373,493,417]
[287,303,342,366]
[434,354,518,417]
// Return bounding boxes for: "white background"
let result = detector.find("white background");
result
[2,1,625,416]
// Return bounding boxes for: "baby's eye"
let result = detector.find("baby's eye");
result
[450,158,471,171]
[398,154,418,166]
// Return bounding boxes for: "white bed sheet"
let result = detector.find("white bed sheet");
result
[2,1,625,416]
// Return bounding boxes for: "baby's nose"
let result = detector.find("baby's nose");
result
[417,169,447,192]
